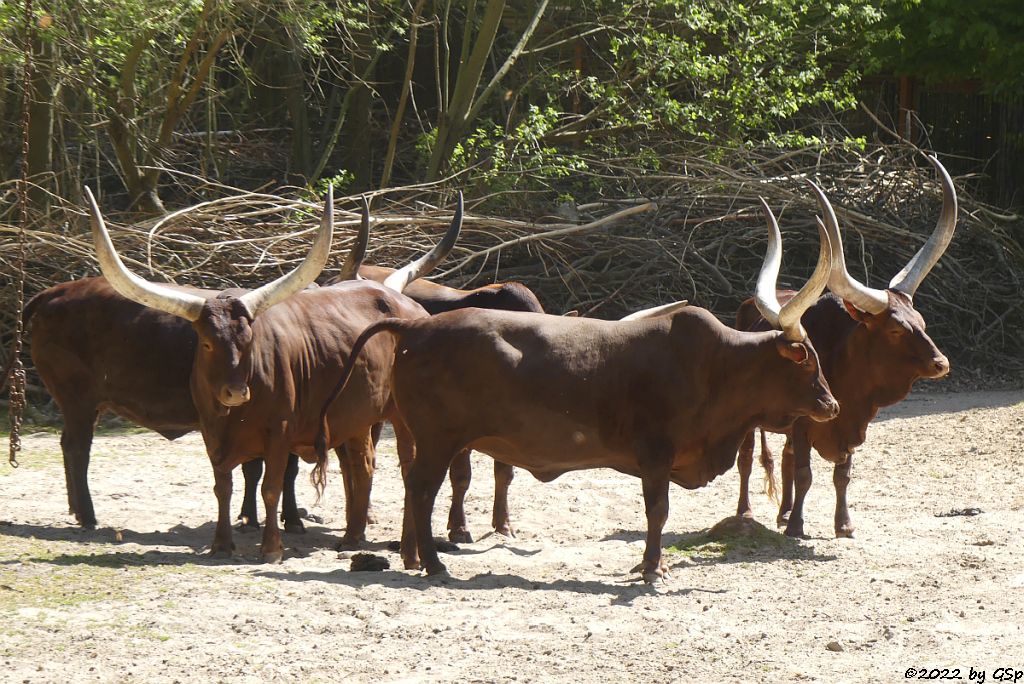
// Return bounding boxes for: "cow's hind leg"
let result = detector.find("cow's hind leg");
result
[833,456,854,538]
[783,430,812,538]
[633,439,673,583]
[736,430,755,518]
[238,458,263,529]
[404,439,459,576]
[492,460,515,537]
[60,407,98,529]
[447,449,473,543]
[338,432,375,550]
[210,468,235,557]
[281,453,305,534]
[776,437,796,527]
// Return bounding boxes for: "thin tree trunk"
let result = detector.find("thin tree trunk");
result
[380,0,427,190]
[27,30,56,208]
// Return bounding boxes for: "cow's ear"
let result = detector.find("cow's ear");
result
[776,339,809,364]
[842,299,877,324]
[562,309,580,317]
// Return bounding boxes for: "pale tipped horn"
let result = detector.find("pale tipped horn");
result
[383,191,463,292]
[620,301,688,321]
[807,180,888,315]
[888,154,958,298]
[85,185,206,322]
[336,195,371,281]
[753,198,785,330]
[753,198,833,341]
[238,184,335,318]
[777,217,833,341]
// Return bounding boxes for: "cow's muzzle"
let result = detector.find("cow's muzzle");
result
[218,384,251,407]
[926,354,950,379]
[810,395,840,422]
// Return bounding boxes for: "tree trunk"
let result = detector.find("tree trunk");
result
[27,31,56,208]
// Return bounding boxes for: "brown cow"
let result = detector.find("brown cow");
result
[86,186,462,562]
[735,155,956,538]
[317,201,840,582]
[345,264,546,543]
[14,201,370,531]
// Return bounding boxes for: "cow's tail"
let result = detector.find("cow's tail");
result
[311,317,411,499]
[758,428,779,504]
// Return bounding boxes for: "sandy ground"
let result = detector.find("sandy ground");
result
[0,389,1022,683]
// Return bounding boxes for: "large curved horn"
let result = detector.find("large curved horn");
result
[238,185,335,318]
[777,217,832,341]
[383,191,463,292]
[888,154,958,298]
[807,180,888,314]
[620,300,688,321]
[85,186,206,322]
[336,195,371,281]
[753,198,833,341]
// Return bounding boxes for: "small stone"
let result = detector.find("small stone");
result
[826,641,844,652]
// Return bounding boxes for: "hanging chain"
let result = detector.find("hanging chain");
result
[9,0,35,468]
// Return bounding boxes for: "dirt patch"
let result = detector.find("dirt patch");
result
[0,389,1022,682]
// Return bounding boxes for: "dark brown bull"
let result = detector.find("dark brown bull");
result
[317,202,840,582]
[14,201,371,531]
[350,264,546,542]
[86,187,462,562]
[735,155,956,538]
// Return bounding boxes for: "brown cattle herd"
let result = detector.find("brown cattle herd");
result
[5,154,959,584]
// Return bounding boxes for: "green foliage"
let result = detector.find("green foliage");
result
[872,0,1024,96]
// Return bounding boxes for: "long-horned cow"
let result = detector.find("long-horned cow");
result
[87,186,462,562]
[12,200,369,531]
[317,201,840,582]
[735,155,956,538]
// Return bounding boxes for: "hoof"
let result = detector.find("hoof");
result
[424,562,449,577]
[738,509,754,520]
[283,520,307,535]
[776,511,791,527]
[403,558,421,571]
[835,525,855,539]
[783,522,806,538]
[236,518,260,531]
[263,549,284,564]
[494,524,515,538]
[632,561,669,584]
[209,542,235,558]
[335,536,364,552]
[448,528,473,544]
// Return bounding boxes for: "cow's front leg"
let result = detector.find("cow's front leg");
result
[211,468,235,556]
[633,440,673,583]
[833,455,854,538]
[260,432,290,563]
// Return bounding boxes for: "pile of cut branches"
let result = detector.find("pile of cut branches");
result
[2,143,1022,405]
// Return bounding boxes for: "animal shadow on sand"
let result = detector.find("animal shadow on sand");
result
[0,519,356,567]
[601,517,838,567]
[255,565,716,604]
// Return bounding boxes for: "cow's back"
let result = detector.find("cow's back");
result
[357,264,544,314]
[27,276,199,434]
